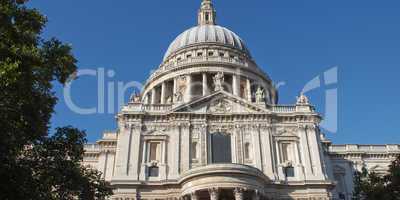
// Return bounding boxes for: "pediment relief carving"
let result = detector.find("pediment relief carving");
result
[207,99,232,114]
[171,91,268,114]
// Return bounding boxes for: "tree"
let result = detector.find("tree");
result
[0,0,112,199]
[386,155,400,200]
[352,156,400,200]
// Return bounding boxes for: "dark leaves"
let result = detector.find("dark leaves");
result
[353,156,400,200]
[0,0,111,199]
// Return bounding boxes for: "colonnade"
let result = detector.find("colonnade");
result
[182,187,262,200]
[145,72,269,105]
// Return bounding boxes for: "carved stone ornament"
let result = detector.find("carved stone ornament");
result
[296,93,310,105]
[255,87,265,103]
[166,95,172,104]
[174,91,183,103]
[275,127,298,136]
[213,72,224,91]
[208,99,232,113]
[129,92,141,103]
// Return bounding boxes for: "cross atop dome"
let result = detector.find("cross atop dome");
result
[198,0,217,25]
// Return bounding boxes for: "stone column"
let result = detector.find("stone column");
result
[114,123,132,177]
[161,82,166,104]
[246,79,252,102]
[173,78,178,94]
[185,74,192,102]
[260,126,275,178]
[209,188,219,200]
[180,123,191,172]
[128,124,142,180]
[191,192,199,200]
[299,125,314,178]
[169,124,181,179]
[151,88,156,104]
[252,190,261,200]
[234,188,244,200]
[182,195,190,200]
[232,74,240,96]
[306,125,326,179]
[202,73,209,96]
[252,126,263,171]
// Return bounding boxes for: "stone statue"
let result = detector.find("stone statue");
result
[296,93,310,105]
[255,87,265,103]
[174,92,183,103]
[130,92,141,103]
[213,72,224,91]
[166,96,172,104]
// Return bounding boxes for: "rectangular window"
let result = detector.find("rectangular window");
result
[148,166,159,177]
[284,167,295,177]
[210,133,232,164]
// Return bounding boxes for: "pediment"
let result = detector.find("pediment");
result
[171,91,269,114]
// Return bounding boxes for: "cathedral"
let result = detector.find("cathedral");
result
[83,1,400,199]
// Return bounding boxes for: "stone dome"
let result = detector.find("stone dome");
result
[163,25,251,61]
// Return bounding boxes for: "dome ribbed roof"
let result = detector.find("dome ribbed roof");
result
[163,25,251,61]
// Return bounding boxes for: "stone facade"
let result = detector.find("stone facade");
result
[82,1,400,199]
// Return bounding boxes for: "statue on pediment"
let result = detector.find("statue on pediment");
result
[213,72,224,91]
[130,92,141,103]
[296,93,310,105]
[255,87,265,103]
[174,92,183,103]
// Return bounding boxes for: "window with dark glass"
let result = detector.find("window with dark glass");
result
[210,133,232,163]
[191,142,198,159]
[284,166,295,177]
[244,142,251,160]
[148,166,159,177]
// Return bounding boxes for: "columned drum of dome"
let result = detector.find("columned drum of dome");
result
[82,0,400,200]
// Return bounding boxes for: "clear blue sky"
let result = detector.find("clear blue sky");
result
[29,0,400,144]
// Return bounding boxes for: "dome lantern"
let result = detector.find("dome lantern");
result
[198,0,216,25]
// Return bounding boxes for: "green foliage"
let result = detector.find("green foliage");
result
[353,156,400,200]
[0,0,112,199]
